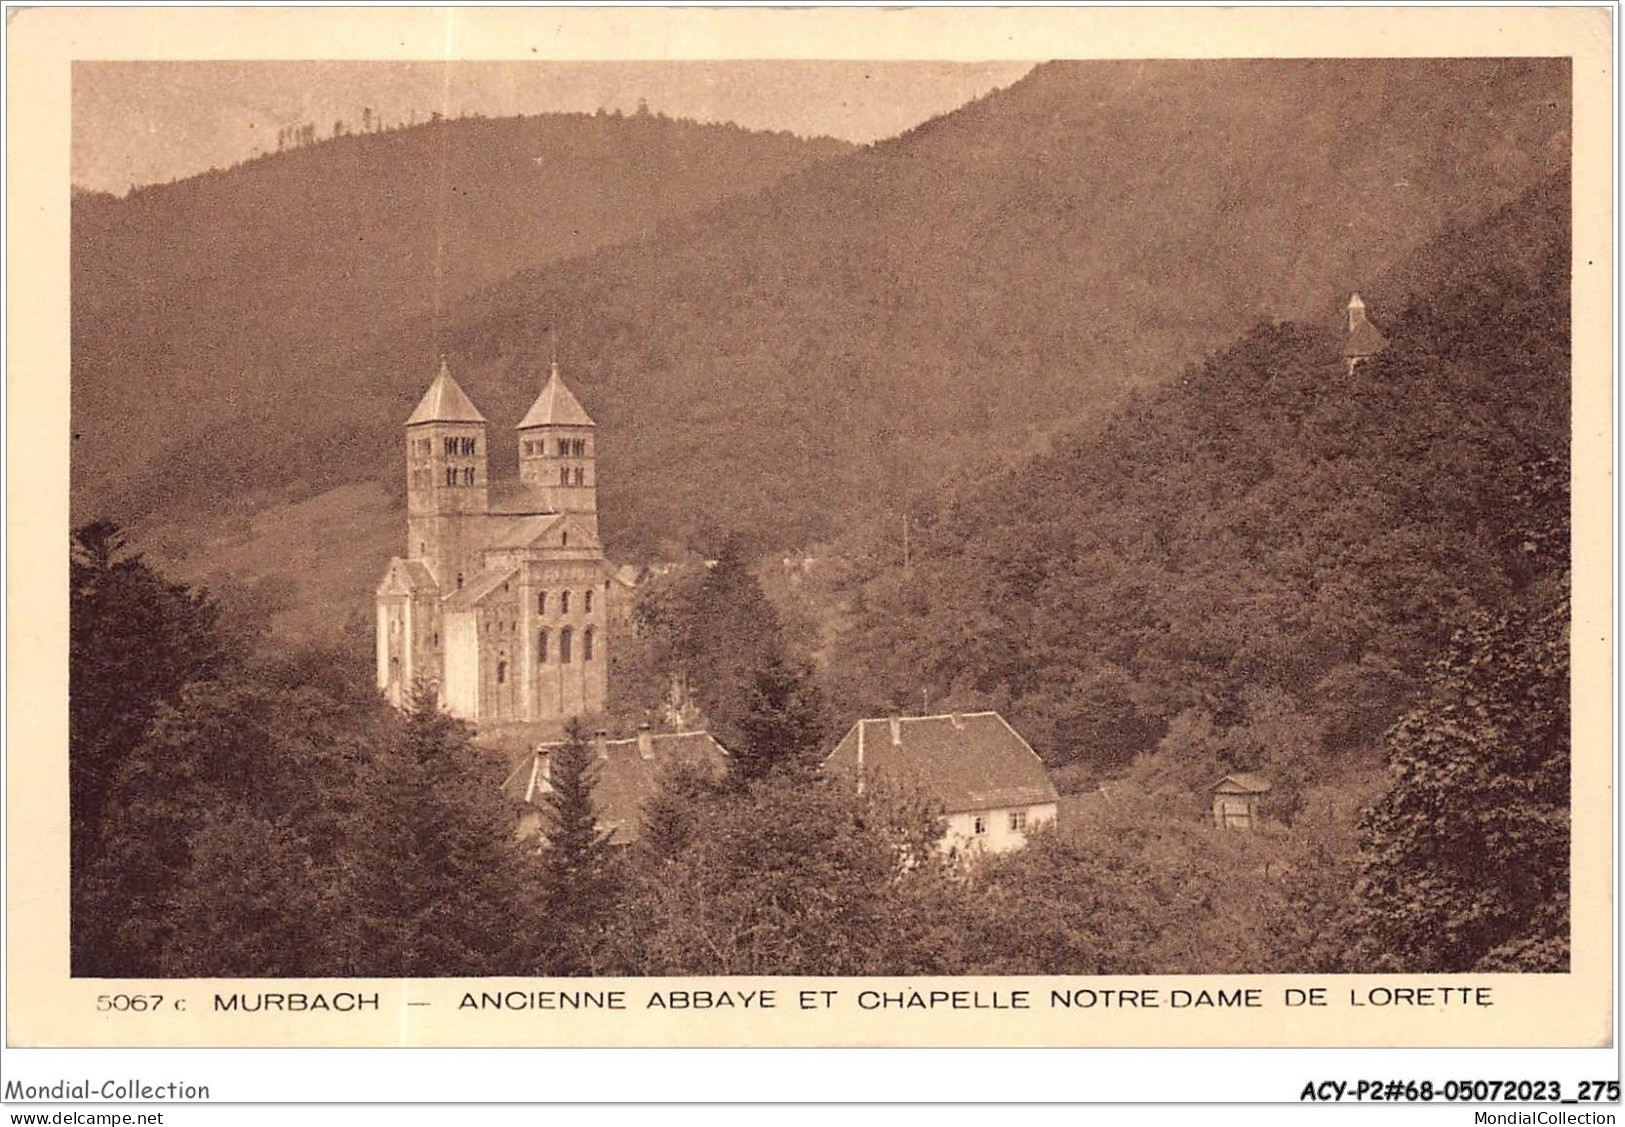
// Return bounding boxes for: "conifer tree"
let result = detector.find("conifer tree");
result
[70,520,225,972]
[733,652,827,781]
[346,680,533,976]
[535,719,619,974]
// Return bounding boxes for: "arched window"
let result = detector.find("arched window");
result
[456,573,464,590]
[444,437,457,456]
[445,467,457,486]
[463,466,475,485]
[583,628,594,662]
[584,590,593,613]
[537,630,548,662]
[561,590,571,614]
[559,466,570,486]
[496,661,507,685]
[557,438,569,457]
[537,591,546,614]
[559,627,573,664]
[573,467,585,486]
[562,531,569,547]
[461,437,476,456]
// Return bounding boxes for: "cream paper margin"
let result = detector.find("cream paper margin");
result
[5,5,1613,1049]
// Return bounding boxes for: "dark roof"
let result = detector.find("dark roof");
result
[1343,296,1388,359]
[823,712,1058,812]
[1343,317,1388,359]
[1212,772,1272,794]
[504,731,729,844]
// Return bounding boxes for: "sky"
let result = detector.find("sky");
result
[72,61,1036,194]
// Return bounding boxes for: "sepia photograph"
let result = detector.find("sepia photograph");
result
[6,6,1614,1071]
[64,50,1576,982]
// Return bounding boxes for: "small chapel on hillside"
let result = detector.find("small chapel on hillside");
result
[376,359,614,725]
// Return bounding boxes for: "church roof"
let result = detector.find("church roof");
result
[441,565,519,611]
[517,362,594,429]
[488,480,556,515]
[824,712,1059,813]
[405,360,487,426]
[485,513,566,550]
[1342,293,1388,359]
[1343,319,1388,359]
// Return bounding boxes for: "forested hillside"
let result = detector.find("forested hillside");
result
[77,59,1570,647]
[71,110,852,515]
[69,153,1573,977]
[401,57,1573,554]
[823,168,1570,811]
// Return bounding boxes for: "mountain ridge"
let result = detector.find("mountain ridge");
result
[76,58,1571,642]
[71,110,854,510]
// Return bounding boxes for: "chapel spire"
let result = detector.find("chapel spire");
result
[405,357,487,426]
[1341,292,1388,375]
[517,360,597,527]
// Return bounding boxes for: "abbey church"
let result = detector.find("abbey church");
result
[376,360,613,725]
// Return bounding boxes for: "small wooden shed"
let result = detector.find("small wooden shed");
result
[1210,773,1272,832]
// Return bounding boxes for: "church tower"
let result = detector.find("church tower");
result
[1342,292,1387,375]
[517,360,598,535]
[405,359,489,590]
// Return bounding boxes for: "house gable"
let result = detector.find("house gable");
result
[824,711,1059,815]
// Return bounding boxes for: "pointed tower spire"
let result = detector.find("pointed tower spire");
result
[406,357,486,426]
[517,359,597,528]
[403,356,489,587]
[517,360,594,429]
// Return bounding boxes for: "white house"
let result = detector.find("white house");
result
[823,711,1059,855]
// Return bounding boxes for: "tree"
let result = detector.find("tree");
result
[344,681,535,976]
[535,719,620,974]
[157,811,337,977]
[615,773,947,976]
[681,538,788,743]
[636,759,725,861]
[1351,580,1569,971]
[70,520,225,968]
[626,537,802,750]
[732,652,827,781]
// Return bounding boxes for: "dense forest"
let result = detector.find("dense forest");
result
[71,109,852,522]
[73,60,1569,648]
[820,170,1570,773]
[71,158,1569,976]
